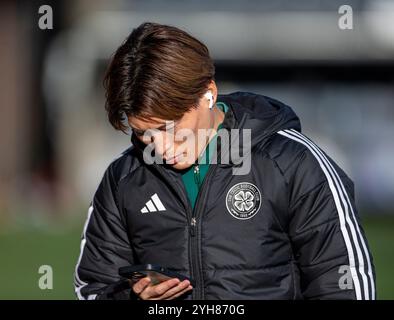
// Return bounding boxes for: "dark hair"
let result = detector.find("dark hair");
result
[103,22,215,132]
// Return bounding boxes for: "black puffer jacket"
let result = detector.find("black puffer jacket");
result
[74,92,376,300]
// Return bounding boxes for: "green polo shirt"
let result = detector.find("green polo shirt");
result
[180,102,229,210]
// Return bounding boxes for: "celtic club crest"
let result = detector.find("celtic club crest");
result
[226,182,262,220]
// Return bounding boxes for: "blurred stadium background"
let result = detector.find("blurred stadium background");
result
[0,0,393,299]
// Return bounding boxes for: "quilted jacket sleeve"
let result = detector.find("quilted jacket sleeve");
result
[74,163,137,300]
[279,129,376,300]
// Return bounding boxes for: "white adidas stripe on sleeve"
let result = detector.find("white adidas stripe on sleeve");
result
[278,129,375,300]
[74,205,95,300]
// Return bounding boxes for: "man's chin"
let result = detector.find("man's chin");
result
[170,161,194,170]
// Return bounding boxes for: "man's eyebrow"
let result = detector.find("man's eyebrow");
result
[132,121,175,133]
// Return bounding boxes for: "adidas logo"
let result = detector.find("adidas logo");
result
[140,193,166,213]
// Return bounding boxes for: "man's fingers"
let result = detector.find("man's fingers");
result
[165,285,193,300]
[153,280,191,300]
[132,277,151,295]
[140,278,180,299]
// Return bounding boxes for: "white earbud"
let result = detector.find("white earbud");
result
[204,91,214,109]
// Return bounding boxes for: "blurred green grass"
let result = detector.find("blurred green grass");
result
[0,216,393,299]
[0,222,82,299]
[362,216,394,299]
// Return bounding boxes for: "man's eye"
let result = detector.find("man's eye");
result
[133,130,145,136]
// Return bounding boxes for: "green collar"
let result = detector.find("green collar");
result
[180,101,229,209]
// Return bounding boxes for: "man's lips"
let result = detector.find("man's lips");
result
[164,153,183,163]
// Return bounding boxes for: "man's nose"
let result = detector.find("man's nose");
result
[151,132,172,157]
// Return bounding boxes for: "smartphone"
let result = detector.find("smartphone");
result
[119,264,194,286]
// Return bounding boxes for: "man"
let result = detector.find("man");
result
[74,22,376,300]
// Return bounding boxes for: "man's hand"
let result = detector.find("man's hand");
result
[131,277,193,300]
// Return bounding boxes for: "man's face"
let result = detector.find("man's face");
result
[128,92,219,170]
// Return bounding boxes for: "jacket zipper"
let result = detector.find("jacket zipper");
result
[189,162,218,299]
[190,163,204,299]
[193,164,201,188]
[152,163,201,298]
[152,161,218,300]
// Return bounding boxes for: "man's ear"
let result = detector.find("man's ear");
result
[204,91,214,109]
[207,80,218,104]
